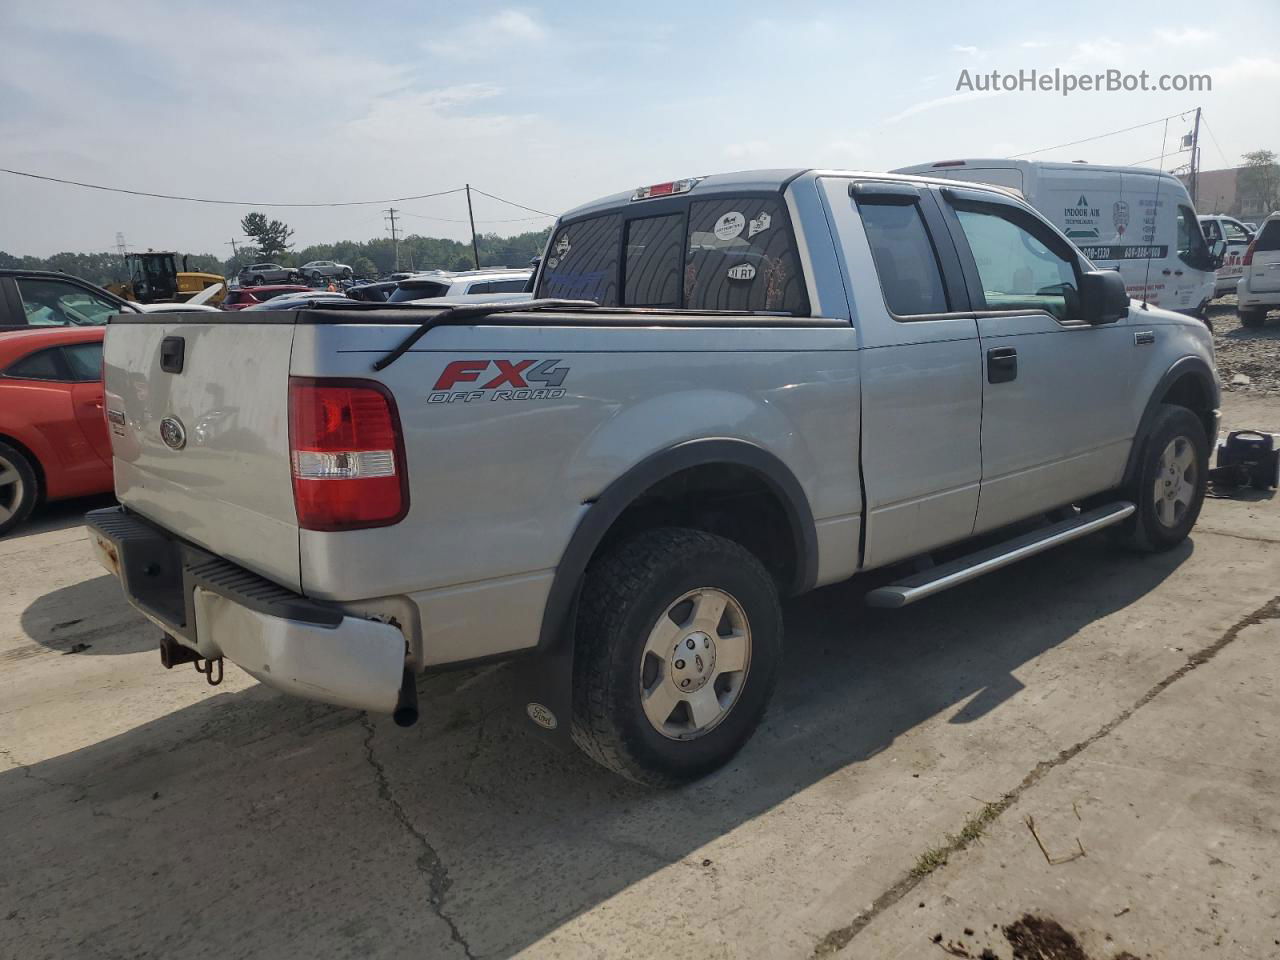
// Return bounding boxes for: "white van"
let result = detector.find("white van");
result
[892,159,1222,317]
[1198,214,1255,296]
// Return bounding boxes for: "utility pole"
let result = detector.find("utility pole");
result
[465,184,480,270]
[385,207,401,271]
[115,232,127,264]
[1189,106,1202,205]
[226,238,239,257]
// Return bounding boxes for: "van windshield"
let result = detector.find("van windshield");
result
[538,194,809,314]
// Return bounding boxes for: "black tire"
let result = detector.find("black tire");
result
[252,275,265,286]
[571,528,782,786]
[1113,404,1208,552]
[0,441,39,537]
[1239,309,1267,329]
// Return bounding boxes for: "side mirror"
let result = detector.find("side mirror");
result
[1078,269,1128,324]
[1209,239,1227,269]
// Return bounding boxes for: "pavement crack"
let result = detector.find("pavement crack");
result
[811,592,1280,957]
[361,717,476,960]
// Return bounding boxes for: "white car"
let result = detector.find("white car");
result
[300,260,353,282]
[1236,212,1280,328]
[1199,214,1255,296]
[386,268,532,303]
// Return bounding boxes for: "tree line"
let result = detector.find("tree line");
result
[0,223,551,289]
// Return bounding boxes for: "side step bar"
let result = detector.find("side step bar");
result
[865,502,1136,609]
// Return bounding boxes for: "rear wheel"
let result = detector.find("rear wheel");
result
[1113,404,1208,552]
[572,528,782,786]
[1239,308,1267,328]
[0,441,39,537]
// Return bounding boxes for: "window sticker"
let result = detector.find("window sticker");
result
[554,235,571,257]
[714,212,746,241]
[727,263,756,281]
[748,212,772,238]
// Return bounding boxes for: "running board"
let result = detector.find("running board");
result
[864,502,1136,609]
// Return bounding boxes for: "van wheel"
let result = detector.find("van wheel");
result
[1113,405,1208,552]
[571,528,782,786]
[1239,309,1267,328]
[0,441,39,537]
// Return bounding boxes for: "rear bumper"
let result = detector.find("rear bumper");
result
[1237,277,1280,308]
[85,507,407,713]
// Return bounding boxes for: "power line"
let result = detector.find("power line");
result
[1199,115,1231,169]
[398,209,552,224]
[469,187,557,217]
[1010,110,1195,159]
[0,166,467,208]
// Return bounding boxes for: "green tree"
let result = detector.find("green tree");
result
[240,212,294,259]
[1238,149,1280,218]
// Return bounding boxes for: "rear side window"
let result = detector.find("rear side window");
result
[541,214,622,304]
[387,281,449,302]
[6,346,65,380]
[1256,220,1280,252]
[684,198,807,313]
[488,279,528,293]
[858,201,950,316]
[625,214,684,307]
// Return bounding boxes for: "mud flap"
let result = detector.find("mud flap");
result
[512,588,580,750]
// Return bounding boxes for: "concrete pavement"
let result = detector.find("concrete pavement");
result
[1,396,1277,960]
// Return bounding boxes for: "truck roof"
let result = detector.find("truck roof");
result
[558,167,1032,222]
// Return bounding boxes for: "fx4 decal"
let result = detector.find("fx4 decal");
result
[429,359,570,404]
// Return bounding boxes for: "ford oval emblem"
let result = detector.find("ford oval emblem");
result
[159,416,187,450]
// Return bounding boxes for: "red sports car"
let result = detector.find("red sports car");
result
[0,327,111,535]
[221,284,312,311]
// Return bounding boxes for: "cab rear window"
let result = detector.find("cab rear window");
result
[538,195,808,314]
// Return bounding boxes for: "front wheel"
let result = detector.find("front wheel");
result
[1113,404,1208,552]
[252,275,265,286]
[0,441,39,537]
[572,528,782,786]
[1239,308,1267,329]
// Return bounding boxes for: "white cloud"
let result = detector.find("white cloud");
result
[952,44,982,56]
[1019,39,1050,49]
[886,89,1003,124]
[423,9,549,60]
[1210,56,1280,86]
[1155,27,1216,46]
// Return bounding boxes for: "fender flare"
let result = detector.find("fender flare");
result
[1121,355,1219,489]
[536,438,819,654]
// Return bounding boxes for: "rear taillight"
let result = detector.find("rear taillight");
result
[1242,237,1258,266]
[288,378,408,530]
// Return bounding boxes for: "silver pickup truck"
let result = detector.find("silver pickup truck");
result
[88,169,1218,785]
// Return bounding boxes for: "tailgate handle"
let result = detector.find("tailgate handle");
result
[160,336,185,374]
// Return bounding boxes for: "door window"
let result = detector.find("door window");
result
[952,204,1081,321]
[15,279,121,326]
[857,200,950,316]
[6,346,66,380]
[63,342,104,382]
[1176,205,1213,270]
[1200,220,1222,241]
[1223,220,1251,243]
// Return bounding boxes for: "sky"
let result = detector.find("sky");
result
[2,0,1278,257]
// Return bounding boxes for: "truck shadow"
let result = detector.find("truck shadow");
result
[4,535,1190,958]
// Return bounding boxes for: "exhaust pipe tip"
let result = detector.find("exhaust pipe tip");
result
[393,668,419,727]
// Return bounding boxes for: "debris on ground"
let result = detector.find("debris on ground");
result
[1002,914,1142,960]
[1210,301,1280,396]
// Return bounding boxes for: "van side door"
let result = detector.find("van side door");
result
[938,186,1139,533]
[819,178,983,568]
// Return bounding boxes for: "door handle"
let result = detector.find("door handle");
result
[987,346,1017,384]
[1161,269,1172,276]
[1174,270,1183,276]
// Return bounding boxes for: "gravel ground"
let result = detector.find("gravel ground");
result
[1207,295,1280,397]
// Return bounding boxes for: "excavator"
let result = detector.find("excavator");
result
[106,251,226,306]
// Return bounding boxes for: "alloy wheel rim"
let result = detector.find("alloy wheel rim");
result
[1154,436,1196,528]
[0,454,24,525]
[639,587,751,741]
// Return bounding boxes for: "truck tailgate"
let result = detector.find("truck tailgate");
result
[103,317,301,591]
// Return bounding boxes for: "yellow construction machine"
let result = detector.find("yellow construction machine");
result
[107,251,226,305]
